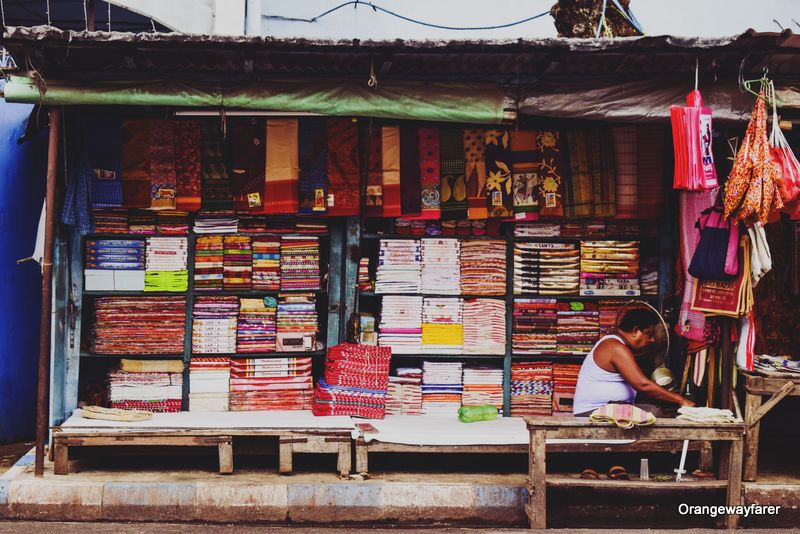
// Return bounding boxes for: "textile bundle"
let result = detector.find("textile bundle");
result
[192,296,239,354]
[85,113,123,209]
[378,296,423,354]
[422,297,464,354]
[579,240,641,296]
[252,237,281,290]
[552,363,581,413]
[223,235,253,290]
[510,362,553,416]
[229,357,313,411]
[276,294,318,352]
[386,367,423,416]
[194,210,238,234]
[462,299,506,355]
[484,128,513,218]
[462,366,503,411]
[280,237,321,291]
[189,357,231,412]
[421,361,463,415]
[194,235,224,291]
[236,297,277,353]
[514,242,580,296]
[375,239,422,294]
[156,211,190,235]
[556,301,600,354]
[144,237,188,292]
[312,343,392,418]
[326,117,361,216]
[91,297,185,355]
[512,298,559,354]
[108,369,182,412]
[408,126,441,220]
[84,238,145,292]
[460,240,506,295]
[420,239,461,295]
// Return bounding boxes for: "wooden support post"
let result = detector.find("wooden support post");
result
[723,437,744,529]
[355,439,368,475]
[748,381,793,426]
[218,440,233,475]
[699,441,714,472]
[278,440,293,475]
[743,392,763,481]
[527,429,547,529]
[53,442,68,475]
[337,440,351,477]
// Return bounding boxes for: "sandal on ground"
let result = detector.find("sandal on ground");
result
[608,465,630,480]
[579,468,599,479]
[691,469,715,479]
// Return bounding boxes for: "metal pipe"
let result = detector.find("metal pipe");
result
[34,107,61,478]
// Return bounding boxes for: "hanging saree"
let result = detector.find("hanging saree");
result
[174,120,202,212]
[464,128,487,219]
[229,116,266,211]
[510,130,539,216]
[325,117,360,216]
[121,119,152,208]
[406,126,441,220]
[534,130,567,218]
[297,117,328,215]
[262,119,299,214]
[85,113,122,209]
[381,126,402,217]
[362,123,383,217]
[484,128,513,218]
[591,127,616,218]
[200,119,232,209]
[439,127,467,219]
[400,124,422,217]
[611,126,637,220]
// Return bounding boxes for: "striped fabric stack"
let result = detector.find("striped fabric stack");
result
[276,294,318,352]
[462,299,506,355]
[92,210,129,233]
[252,237,281,290]
[552,363,581,413]
[108,369,182,412]
[375,239,422,294]
[512,298,559,354]
[91,297,185,354]
[312,343,392,418]
[421,361,463,415]
[189,357,231,412]
[420,239,460,295]
[236,297,277,353]
[510,362,553,416]
[378,296,423,354]
[229,357,313,411]
[145,237,188,292]
[156,211,190,235]
[460,240,506,295]
[462,366,504,411]
[192,296,239,355]
[579,240,641,296]
[193,210,238,234]
[280,237,320,291]
[194,236,224,291]
[514,242,580,296]
[421,298,463,354]
[556,301,600,354]
[385,368,423,416]
[223,235,253,290]
[599,300,628,335]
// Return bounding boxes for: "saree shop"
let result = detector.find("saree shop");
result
[5,26,800,489]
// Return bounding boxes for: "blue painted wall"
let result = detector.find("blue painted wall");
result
[0,86,48,443]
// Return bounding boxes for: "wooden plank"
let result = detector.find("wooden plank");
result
[724,438,744,529]
[541,475,728,490]
[56,428,354,438]
[278,441,293,475]
[535,427,742,442]
[53,443,68,475]
[748,381,794,426]
[525,416,745,430]
[355,440,368,474]
[60,436,227,447]
[528,429,547,529]
[743,375,800,396]
[218,440,233,474]
[337,440,351,477]
[699,441,713,472]
[743,392,763,482]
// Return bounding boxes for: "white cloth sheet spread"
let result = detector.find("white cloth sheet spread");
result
[357,415,633,446]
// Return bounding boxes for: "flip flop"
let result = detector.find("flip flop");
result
[579,468,599,480]
[608,465,630,480]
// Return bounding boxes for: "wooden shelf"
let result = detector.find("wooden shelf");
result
[511,353,587,361]
[362,234,504,240]
[543,473,727,490]
[513,293,657,300]
[194,289,326,296]
[388,353,505,359]
[360,292,505,298]
[80,353,184,359]
[84,291,186,297]
[191,350,326,358]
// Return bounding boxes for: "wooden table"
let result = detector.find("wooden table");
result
[524,416,745,530]
[742,370,800,481]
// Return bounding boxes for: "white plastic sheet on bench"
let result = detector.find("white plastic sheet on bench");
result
[357,415,634,446]
[60,409,358,437]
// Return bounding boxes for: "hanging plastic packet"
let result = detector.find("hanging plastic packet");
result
[671,89,718,191]
[458,405,498,423]
[766,81,800,218]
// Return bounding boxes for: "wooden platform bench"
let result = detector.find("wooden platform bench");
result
[524,416,745,530]
[741,370,800,481]
[352,416,713,475]
[52,410,356,477]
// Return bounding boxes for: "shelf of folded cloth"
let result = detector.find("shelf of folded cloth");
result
[84,291,187,296]
[190,350,326,359]
[512,293,656,300]
[387,353,506,359]
[80,352,185,359]
[511,352,587,361]
[360,292,506,298]
[191,289,327,296]
[361,234,503,240]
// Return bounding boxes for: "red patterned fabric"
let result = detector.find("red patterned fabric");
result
[174,120,202,211]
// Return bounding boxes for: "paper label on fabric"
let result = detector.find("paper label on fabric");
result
[545,192,557,208]
[491,191,503,206]
[327,193,335,207]
[94,168,116,180]
[156,188,175,199]
[247,192,262,207]
[515,212,526,220]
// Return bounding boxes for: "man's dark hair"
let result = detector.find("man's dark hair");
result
[617,308,660,333]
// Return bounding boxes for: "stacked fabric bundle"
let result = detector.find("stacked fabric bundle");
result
[108,369,183,412]
[375,239,422,294]
[276,293,318,352]
[598,300,628,335]
[128,212,157,235]
[156,211,190,235]
[91,297,185,354]
[312,343,392,418]
[514,242,580,295]
[515,223,561,237]
[510,362,553,416]
[251,237,281,290]
[556,301,600,354]
[512,298,559,354]
[460,240,506,295]
[462,298,506,355]
[378,296,423,354]
[237,213,268,233]
[640,257,659,296]
[84,238,145,291]
[552,363,581,413]
[229,357,313,411]
[92,210,129,233]
[462,366,503,411]
[189,357,231,412]
[580,240,641,296]
[357,257,372,291]
[280,237,321,291]
[385,368,423,416]
[236,297,277,353]
[145,237,188,292]
[192,296,239,354]
[194,235,224,291]
[223,235,253,290]
[420,239,461,295]
[421,297,463,354]
[421,361,463,415]
[193,210,238,234]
